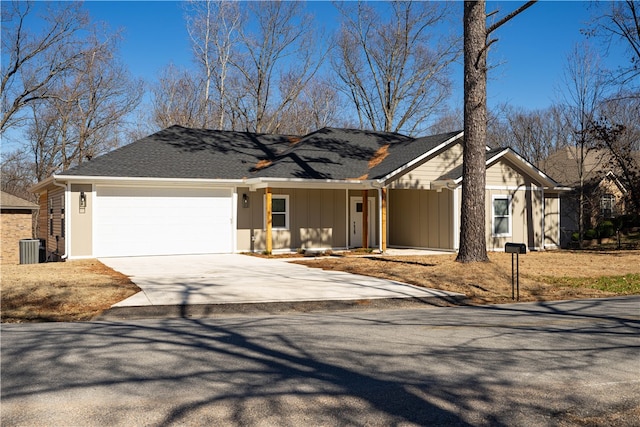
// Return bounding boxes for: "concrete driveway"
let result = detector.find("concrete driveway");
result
[100,254,462,307]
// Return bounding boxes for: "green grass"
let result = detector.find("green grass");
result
[542,273,640,294]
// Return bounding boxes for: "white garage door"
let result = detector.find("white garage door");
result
[94,186,233,257]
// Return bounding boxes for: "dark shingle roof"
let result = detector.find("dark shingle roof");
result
[59,125,464,181]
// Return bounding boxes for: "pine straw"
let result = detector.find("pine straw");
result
[1,259,140,323]
[294,250,640,305]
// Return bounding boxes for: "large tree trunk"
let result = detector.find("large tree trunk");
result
[457,0,489,263]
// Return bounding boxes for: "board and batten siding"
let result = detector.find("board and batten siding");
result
[69,184,93,257]
[390,143,463,189]
[236,188,347,252]
[388,189,453,250]
[37,186,66,257]
[485,159,546,251]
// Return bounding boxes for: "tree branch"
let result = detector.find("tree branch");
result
[487,1,538,36]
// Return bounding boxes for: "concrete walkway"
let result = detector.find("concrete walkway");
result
[100,254,462,309]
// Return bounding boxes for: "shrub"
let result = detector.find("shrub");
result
[584,229,598,240]
[571,232,580,241]
[597,220,615,238]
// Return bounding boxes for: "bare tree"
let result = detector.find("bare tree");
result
[457,0,537,263]
[276,77,343,135]
[1,1,90,133]
[0,149,35,201]
[558,42,608,243]
[428,108,464,134]
[332,1,459,135]
[2,4,142,198]
[497,105,569,166]
[591,96,640,213]
[150,64,205,129]
[231,1,324,133]
[185,0,242,129]
[588,0,640,90]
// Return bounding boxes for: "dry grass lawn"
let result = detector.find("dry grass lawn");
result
[2,250,639,323]
[295,250,640,305]
[1,259,139,323]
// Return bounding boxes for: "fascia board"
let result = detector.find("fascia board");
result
[451,148,559,188]
[246,177,377,190]
[503,150,559,186]
[604,170,628,194]
[29,176,54,193]
[31,175,245,191]
[381,131,464,185]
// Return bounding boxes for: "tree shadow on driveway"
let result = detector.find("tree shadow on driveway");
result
[2,297,639,426]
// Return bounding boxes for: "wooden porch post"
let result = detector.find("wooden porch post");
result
[362,189,368,249]
[381,188,387,252]
[266,187,272,254]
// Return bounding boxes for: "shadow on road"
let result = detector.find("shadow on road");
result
[2,297,639,425]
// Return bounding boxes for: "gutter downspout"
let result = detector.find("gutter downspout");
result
[378,188,383,253]
[52,180,69,260]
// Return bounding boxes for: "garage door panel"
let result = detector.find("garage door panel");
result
[94,186,233,257]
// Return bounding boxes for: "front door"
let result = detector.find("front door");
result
[350,197,376,248]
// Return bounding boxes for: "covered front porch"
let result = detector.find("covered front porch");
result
[237,180,457,254]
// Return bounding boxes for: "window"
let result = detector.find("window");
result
[265,195,289,230]
[492,195,512,237]
[601,194,615,218]
[60,195,65,238]
[49,198,54,236]
[271,195,288,229]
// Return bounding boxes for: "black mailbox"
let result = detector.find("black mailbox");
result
[505,243,526,254]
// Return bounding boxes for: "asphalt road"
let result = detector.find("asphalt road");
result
[2,297,639,426]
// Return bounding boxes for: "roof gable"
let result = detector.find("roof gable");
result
[436,147,559,188]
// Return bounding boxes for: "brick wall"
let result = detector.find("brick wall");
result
[1,210,35,264]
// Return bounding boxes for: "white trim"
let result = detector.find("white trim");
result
[247,177,377,190]
[51,180,69,259]
[264,194,290,230]
[491,194,512,238]
[91,184,96,257]
[232,190,238,253]
[380,131,464,184]
[453,187,460,251]
[345,189,349,250]
[488,149,559,186]
[541,187,545,250]
[378,188,383,253]
[31,175,244,192]
[485,185,544,191]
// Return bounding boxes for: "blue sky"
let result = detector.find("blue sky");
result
[80,1,628,114]
[6,0,630,133]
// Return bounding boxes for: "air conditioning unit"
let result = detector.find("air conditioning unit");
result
[19,239,40,264]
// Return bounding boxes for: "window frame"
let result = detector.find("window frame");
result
[492,195,512,237]
[264,194,290,230]
[60,195,65,238]
[49,197,54,236]
[600,193,615,218]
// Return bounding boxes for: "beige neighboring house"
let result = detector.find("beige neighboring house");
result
[543,147,638,245]
[1,191,39,264]
[31,126,568,259]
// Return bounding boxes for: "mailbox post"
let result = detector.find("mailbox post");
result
[505,243,526,301]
